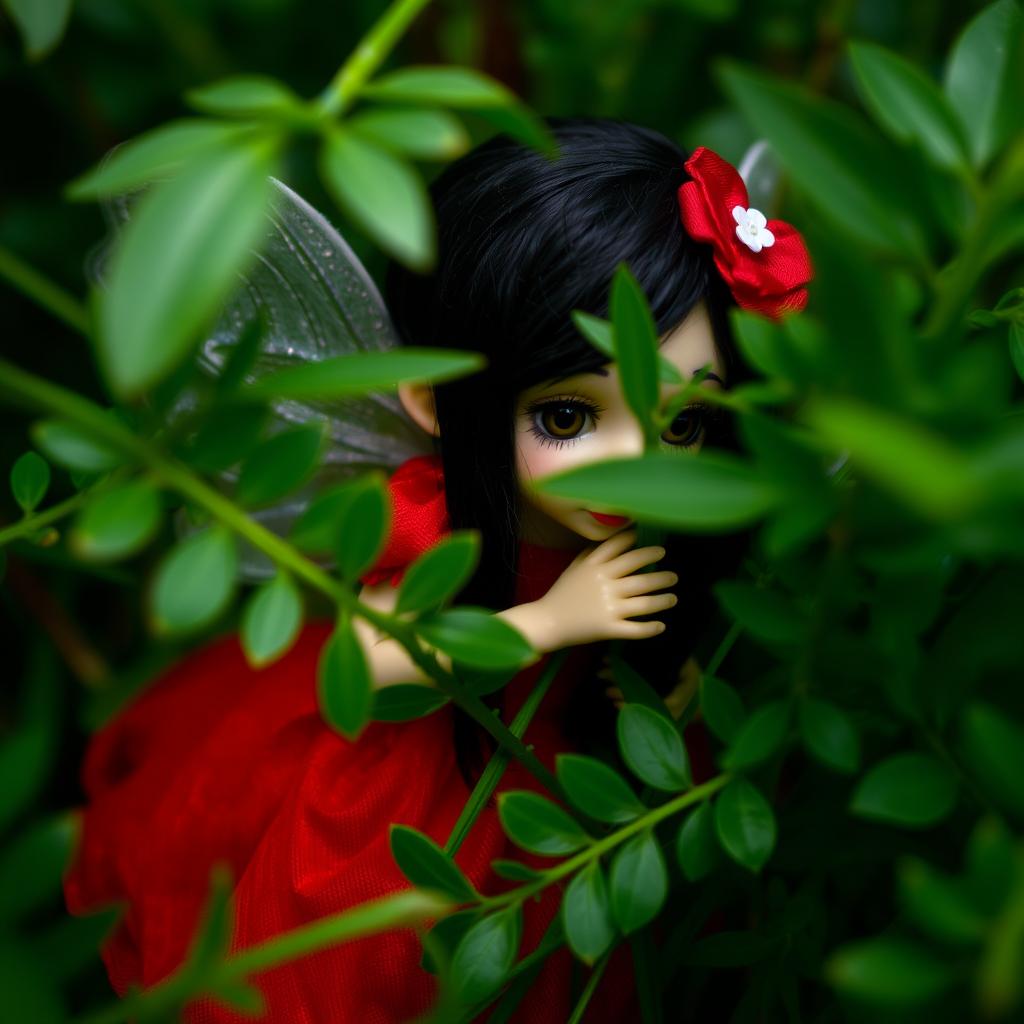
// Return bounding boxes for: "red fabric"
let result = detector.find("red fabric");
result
[63,454,641,1023]
[678,146,812,319]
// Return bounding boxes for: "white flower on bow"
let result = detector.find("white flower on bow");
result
[732,205,775,253]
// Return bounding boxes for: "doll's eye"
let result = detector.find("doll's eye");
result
[661,405,707,448]
[526,398,601,447]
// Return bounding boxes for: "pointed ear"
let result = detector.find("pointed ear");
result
[397,381,441,438]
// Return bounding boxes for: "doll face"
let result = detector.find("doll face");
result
[514,300,725,549]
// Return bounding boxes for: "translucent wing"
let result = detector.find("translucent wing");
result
[738,140,784,214]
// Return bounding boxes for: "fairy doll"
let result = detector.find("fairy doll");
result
[64,116,811,1022]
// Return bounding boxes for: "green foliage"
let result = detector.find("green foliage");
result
[240,572,303,667]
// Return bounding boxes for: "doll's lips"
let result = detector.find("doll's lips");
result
[587,511,632,527]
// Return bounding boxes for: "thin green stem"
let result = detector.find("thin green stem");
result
[0,244,90,336]
[317,0,433,117]
[567,951,610,1024]
[705,621,742,677]
[0,490,92,547]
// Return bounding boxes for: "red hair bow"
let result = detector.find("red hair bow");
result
[678,146,812,320]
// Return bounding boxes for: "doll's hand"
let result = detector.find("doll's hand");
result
[598,654,701,721]
[536,529,677,649]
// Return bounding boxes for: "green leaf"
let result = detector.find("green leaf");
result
[609,263,659,434]
[714,582,805,644]
[848,41,970,174]
[240,573,302,668]
[395,531,480,615]
[1010,322,1024,383]
[722,700,791,771]
[0,814,74,921]
[70,480,162,562]
[2,0,72,60]
[290,482,360,554]
[242,349,485,400]
[562,861,616,964]
[496,790,590,856]
[183,404,267,473]
[98,138,277,398]
[609,830,668,934]
[617,704,691,791]
[827,937,953,1006]
[317,613,373,739]
[10,452,50,513]
[421,908,482,975]
[719,62,927,258]
[150,527,237,635]
[361,65,517,108]
[850,752,959,828]
[32,420,121,473]
[944,0,1024,168]
[67,120,250,200]
[534,452,779,531]
[184,863,234,972]
[451,905,522,1004]
[729,310,793,380]
[320,130,434,271]
[965,817,1016,915]
[960,703,1024,817]
[390,825,477,901]
[898,858,986,944]
[799,698,861,774]
[372,684,449,722]
[700,675,746,744]
[235,425,323,507]
[676,803,720,882]
[349,107,470,160]
[803,398,978,519]
[335,472,389,581]
[186,75,302,118]
[714,780,776,872]
[555,753,645,824]
[490,859,543,882]
[417,607,535,670]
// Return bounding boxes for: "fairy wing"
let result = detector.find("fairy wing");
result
[738,139,784,213]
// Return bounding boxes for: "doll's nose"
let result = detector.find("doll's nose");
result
[596,424,646,460]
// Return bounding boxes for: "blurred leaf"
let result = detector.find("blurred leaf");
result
[562,860,616,964]
[240,573,302,668]
[719,63,927,258]
[317,611,373,739]
[418,607,535,670]
[235,425,323,507]
[1010,321,1024,383]
[98,138,277,398]
[700,675,746,744]
[848,41,970,174]
[186,75,302,118]
[349,107,470,160]
[421,907,482,975]
[944,0,1024,167]
[555,753,645,824]
[468,103,559,156]
[27,908,120,984]
[609,830,668,935]
[960,703,1024,817]
[676,802,720,882]
[0,941,65,1023]
[372,684,449,722]
[320,129,433,271]
[898,858,986,944]
[2,0,72,60]
[714,582,805,644]
[290,481,360,554]
[451,905,521,1004]
[534,452,780,531]
[803,398,977,519]
[183,404,267,473]
[395,531,480,615]
[0,813,74,921]
[10,451,50,513]
[722,700,791,771]
[714,780,776,872]
[850,753,959,828]
[798,698,860,774]
[729,310,793,380]
[362,65,517,108]
[571,310,682,384]
[605,654,670,715]
[70,479,162,561]
[496,791,590,856]
[150,526,237,634]
[242,349,484,400]
[390,825,477,901]
[32,419,121,472]
[67,120,251,200]
[335,472,389,581]
[617,704,691,791]
[827,937,953,1006]
[610,263,659,436]
[965,817,1017,915]
[183,863,234,974]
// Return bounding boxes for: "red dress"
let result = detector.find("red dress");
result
[63,455,641,1022]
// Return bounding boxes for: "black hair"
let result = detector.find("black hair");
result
[385,116,748,787]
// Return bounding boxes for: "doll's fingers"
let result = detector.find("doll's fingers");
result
[616,570,678,598]
[622,593,678,616]
[587,529,637,563]
[613,619,666,640]
[605,545,667,578]
[604,686,623,700]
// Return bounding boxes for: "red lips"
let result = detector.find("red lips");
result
[588,511,632,527]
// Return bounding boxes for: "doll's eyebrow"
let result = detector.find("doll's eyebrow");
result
[539,368,724,387]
